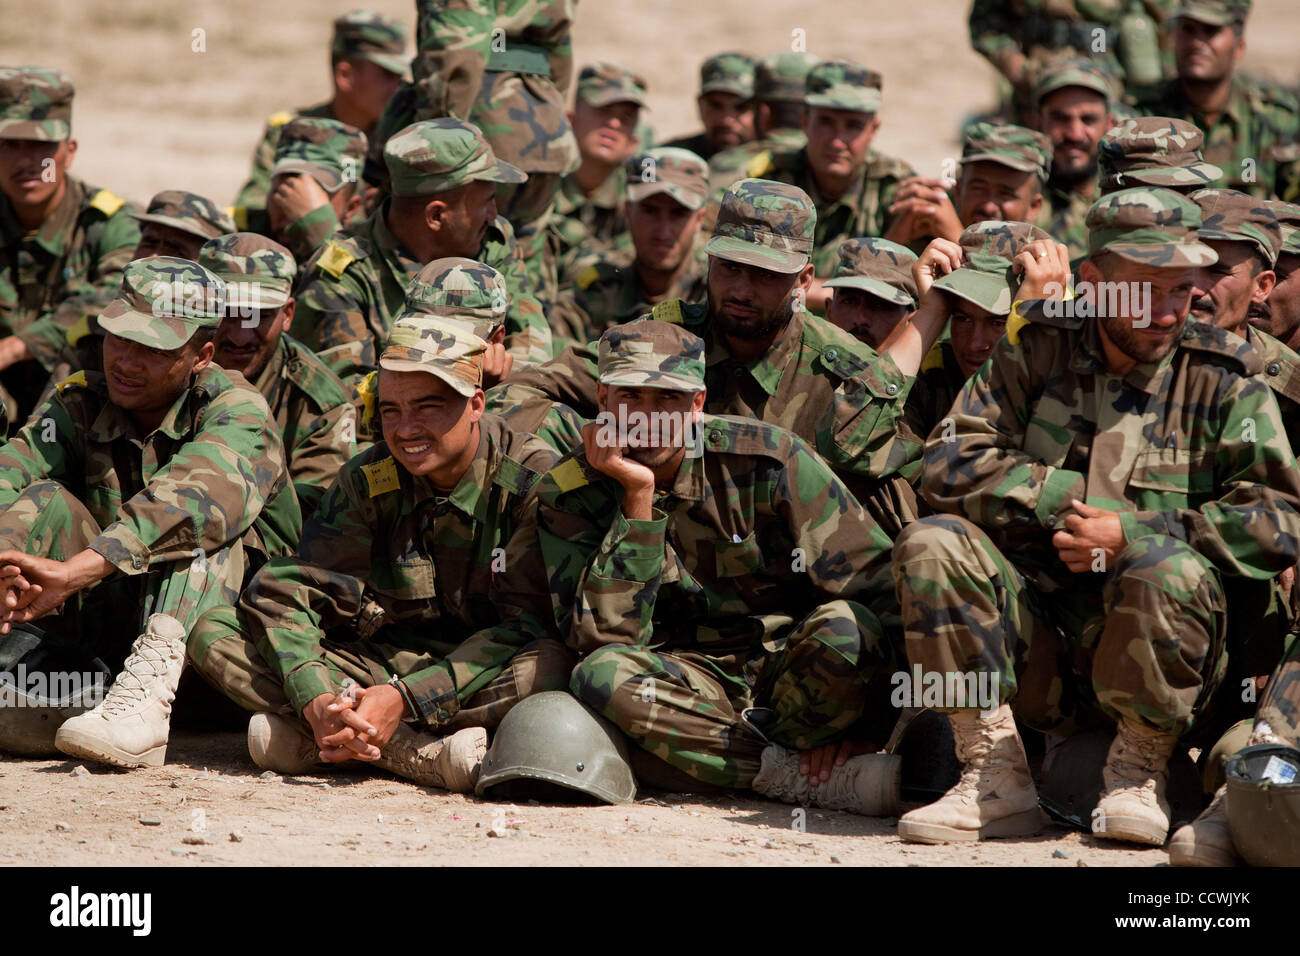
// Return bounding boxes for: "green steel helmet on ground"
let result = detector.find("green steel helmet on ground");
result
[1225,743,1300,867]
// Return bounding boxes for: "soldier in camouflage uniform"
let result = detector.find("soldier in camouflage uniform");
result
[902,221,1066,446]
[1097,115,1224,194]
[54,190,234,385]
[199,233,355,518]
[543,319,900,800]
[969,0,1175,126]
[891,187,1300,846]
[292,118,550,388]
[1261,200,1300,351]
[549,63,647,274]
[662,53,756,162]
[234,10,406,211]
[731,60,917,310]
[0,67,140,424]
[1131,0,1300,200]
[821,236,917,350]
[551,147,710,352]
[487,179,934,537]
[232,118,367,267]
[188,315,570,789]
[707,53,819,193]
[0,258,300,768]
[1034,57,1118,264]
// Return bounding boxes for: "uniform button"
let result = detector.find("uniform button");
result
[1107,379,1120,392]
[885,383,898,395]
[825,348,839,362]
[708,430,722,445]
[732,366,743,377]
[132,555,144,569]
[1268,362,1282,376]
[1045,515,1057,528]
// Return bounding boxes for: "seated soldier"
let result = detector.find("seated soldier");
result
[661,53,756,162]
[902,221,1069,443]
[551,147,710,352]
[231,117,367,265]
[187,314,572,790]
[821,237,918,350]
[1096,117,1223,195]
[542,319,902,809]
[199,233,355,518]
[891,187,1300,846]
[0,258,300,767]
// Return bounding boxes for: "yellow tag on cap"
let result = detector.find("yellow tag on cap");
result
[56,370,88,392]
[318,241,356,279]
[550,457,588,493]
[362,457,400,497]
[89,190,124,217]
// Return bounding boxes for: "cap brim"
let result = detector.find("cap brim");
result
[473,157,528,185]
[220,279,291,310]
[699,83,752,98]
[0,119,69,142]
[933,268,1015,315]
[804,93,882,113]
[129,212,224,241]
[961,151,1040,174]
[1194,230,1276,266]
[1106,240,1220,268]
[359,52,409,77]
[1037,77,1111,103]
[1113,162,1223,188]
[599,370,705,391]
[1175,10,1241,27]
[822,275,916,306]
[98,302,197,351]
[582,92,647,109]
[377,356,479,396]
[704,235,807,274]
[271,159,344,192]
[625,181,705,210]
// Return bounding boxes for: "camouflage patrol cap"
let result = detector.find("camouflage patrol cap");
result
[598,319,706,392]
[754,53,820,104]
[1034,55,1114,106]
[384,118,526,197]
[1176,0,1251,27]
[960,122,1052,183]
[403,257,508,340]
[99,257,225,351]
[0,67,73,142]
[933,221,1053,315]
[1086,187,1219,267]
[271,117,368,193]
[332,9,407,76]
[625,147,710,210]
[130,190,234,242]
[705,178,816,273]
[1265,200,1300,257]
[198,232,297,310]
[1190,189,1283,266]
[823,237,918,307]
[577,62,647,109]
[379,314,486,397]
[804,60,882,114]
[1098,117,1222,191]
[699,52,755,98]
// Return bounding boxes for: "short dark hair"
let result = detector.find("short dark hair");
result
[768,101,806,130]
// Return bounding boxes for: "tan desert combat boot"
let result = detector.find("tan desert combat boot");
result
[1093,717,1179,846]
[752,744,901,816]
[54,614,187,768]
[375,724,488,791]
[1168,722,1282,865]
[897,703,1045,843]
[248,712,320,774]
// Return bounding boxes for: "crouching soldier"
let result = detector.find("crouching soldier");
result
[187,313,573,791]
[545,319,904,812]
[0,257,301,767]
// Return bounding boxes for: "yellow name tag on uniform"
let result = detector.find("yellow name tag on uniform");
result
[56,370,87,392]
[362,457,400,497]
[550,457,588,493]
[318,242,356,279]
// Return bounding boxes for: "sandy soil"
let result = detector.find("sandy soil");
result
[1,0,1296,867]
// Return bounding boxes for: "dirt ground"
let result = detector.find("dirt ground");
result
[0,730,1164,867]
[1,0,1297,867]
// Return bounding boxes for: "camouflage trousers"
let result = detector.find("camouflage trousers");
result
[187,603,575,733]
[0,480,242,670]
[1257,631,1300,747]
[893,515,1230,736]
[570,599,885,789]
